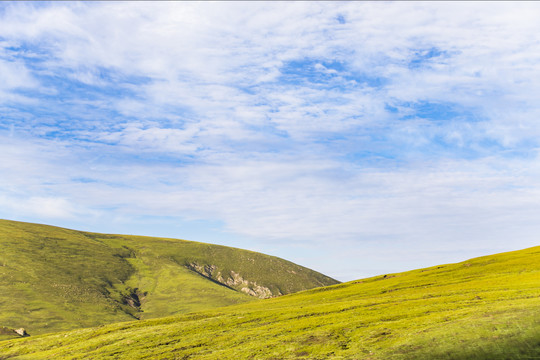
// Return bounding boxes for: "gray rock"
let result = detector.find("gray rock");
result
[14,328,29,337]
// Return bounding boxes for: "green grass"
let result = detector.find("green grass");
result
[0,219,338,338]
[2,245,540,359]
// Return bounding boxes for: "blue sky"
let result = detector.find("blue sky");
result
[2,2,540,280]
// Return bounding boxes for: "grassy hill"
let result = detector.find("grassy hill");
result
[0,219,339,340]
[1,245,540,359]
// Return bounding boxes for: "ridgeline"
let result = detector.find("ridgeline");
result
[0,219,338,340]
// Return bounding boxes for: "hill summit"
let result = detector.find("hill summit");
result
[0,219,339,338]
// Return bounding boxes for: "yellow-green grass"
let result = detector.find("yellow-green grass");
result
[2,245,540,359]
[0,219,338,339]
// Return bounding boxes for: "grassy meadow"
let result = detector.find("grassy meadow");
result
[2,244,540,359]
[0,219,338,339]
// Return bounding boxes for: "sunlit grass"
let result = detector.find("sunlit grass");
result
[0,219,337,339]
[2,244,539,359]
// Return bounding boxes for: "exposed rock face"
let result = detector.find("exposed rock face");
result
[186,263,279,299]
[187,263,217,279]
[226,270,275,299]
[121,287,146,320]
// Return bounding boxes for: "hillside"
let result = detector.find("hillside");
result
[0,219,339,339]
[1,245,540,359]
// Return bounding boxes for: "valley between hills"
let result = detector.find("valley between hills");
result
[1,219,540,359]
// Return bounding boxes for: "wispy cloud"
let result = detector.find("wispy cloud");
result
[2,2,540,280]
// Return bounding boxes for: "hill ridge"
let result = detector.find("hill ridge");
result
[0,219,338,339]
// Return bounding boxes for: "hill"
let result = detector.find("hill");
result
[1,245,540,359]
[0,219,339,340]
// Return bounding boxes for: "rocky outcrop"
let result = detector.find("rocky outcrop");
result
[121,287,146,318]
[186,263,218,279]
[14,328,29,337]
[186,263,279,299]
[0,326,30,337]
[225,270,276,299]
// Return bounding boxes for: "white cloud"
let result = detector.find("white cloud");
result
[2,2,540,280]
[0,59,35,90]
[3,131,540,280]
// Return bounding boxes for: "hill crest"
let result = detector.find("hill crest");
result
[0,219,339,338]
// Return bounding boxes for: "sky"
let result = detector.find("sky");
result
[2,2,540,281]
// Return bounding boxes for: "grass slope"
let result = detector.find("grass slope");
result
[0,219,338,339]
[2,245,540,359]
